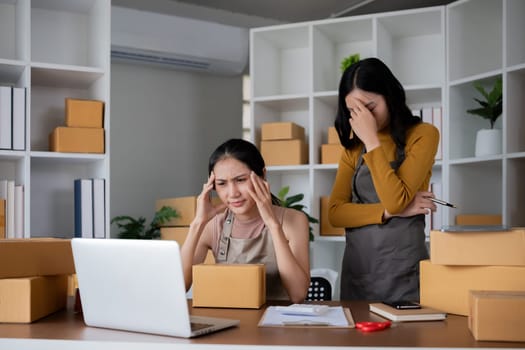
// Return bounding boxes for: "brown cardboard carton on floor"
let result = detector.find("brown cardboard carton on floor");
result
[0,238,75,279]
[160,227,215,264]
[469,290,525,342]
[430,228,525,266]
[192,264,265,308]
[419,260,525,316]
[0,275,68,323]
[261,122,305,141]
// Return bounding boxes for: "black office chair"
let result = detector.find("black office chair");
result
[305,276,332,301]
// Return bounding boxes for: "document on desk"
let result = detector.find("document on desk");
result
[258,306,355,328]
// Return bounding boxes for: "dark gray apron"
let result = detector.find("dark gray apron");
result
[340,146,428,301]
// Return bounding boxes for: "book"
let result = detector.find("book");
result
[0,86,12,149]
[12,87,26,151]
[0,199,5,239]
[14,184,24,238]
[369,302,446,322]
[92,178,105,238]
[6,180,15,239]
[74,179,93,238]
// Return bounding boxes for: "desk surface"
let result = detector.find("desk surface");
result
[0,301,523,350]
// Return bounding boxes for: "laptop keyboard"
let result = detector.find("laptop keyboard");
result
[191,322,213,331]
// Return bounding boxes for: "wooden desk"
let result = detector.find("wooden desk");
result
[0,301,523,349]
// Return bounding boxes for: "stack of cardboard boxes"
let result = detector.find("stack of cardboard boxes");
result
[156,196,215,265]
[0,239,74,323]
[320,127,344,164]
[49,98,104,153]
[260,122,307,166]
[420,228,525,341]
[155,196,266,308]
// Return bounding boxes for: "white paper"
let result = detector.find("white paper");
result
[259,306,352,327]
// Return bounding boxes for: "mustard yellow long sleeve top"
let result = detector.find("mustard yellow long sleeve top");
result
[328,122,439,228]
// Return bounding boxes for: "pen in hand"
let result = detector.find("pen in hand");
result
[429,197,457,208]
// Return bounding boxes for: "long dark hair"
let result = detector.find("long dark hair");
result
[209,138,281,205]
[334,57,420,150]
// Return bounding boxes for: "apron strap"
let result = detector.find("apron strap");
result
[216,210,234,262]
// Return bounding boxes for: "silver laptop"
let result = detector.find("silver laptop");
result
[71,238,239,338]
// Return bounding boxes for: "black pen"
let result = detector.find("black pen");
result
[429,197,457,208]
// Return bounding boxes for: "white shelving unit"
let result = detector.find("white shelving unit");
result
[446,0,525,227]
[0,0,110,238]
[251,1,525,299]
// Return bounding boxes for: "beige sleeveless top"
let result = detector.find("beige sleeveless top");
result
[211,205,288,300]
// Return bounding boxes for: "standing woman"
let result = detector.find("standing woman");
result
[329,57,439,301]
[181,139,310,303]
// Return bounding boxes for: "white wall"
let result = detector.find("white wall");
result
[110,62,242,236]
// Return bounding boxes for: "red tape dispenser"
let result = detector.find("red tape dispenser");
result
[355,321,392,332]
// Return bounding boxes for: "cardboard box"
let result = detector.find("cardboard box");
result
[0,275,68,323]
[419,259,525,316]
[327,127,339,144]
[156,196,197,226]
[192,264,265,308]
[49,127,104,154]
[0,238,75,279]
[156,196,223,226]
[455,214,502,225]
[320,196,344,236]
[430,229,525,266]
[65,98,104,128]
[260,139,308,166]
[469,290,525,342]
[160,227,215,264]
[261,122,305,141]
[321,144,343,164]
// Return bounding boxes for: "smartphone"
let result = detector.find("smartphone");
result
[382,300,421,310]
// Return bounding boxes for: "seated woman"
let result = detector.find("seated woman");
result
[181,138,310,303]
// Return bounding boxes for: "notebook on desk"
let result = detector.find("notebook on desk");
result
[71,238,239,338]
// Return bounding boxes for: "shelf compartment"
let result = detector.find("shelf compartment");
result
[506,157,525,226]
[313,95,338,164]
[30,76,106,152]
[252,97,309,149]
[312,17,374,93]
[251,25,310,98]
[0,0,28,61]
[376,7,444,87]
[448,160,502,223]
[0,60,27,85]
[266,167,310,211]
[447,0,502,81]
[31,0,109,68]
[506,68,525,153]
[0,156,26,185]
[506,0,525,68]
[30,156,106,237]
[448,75,503,160]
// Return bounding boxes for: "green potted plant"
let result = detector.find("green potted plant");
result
[467,77,502,157]
[277,186,318,242]
[111,206,179,239]
[340,53,360,72]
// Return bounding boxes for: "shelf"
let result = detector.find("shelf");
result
[447,0,502,81]
[0,0,110,238]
